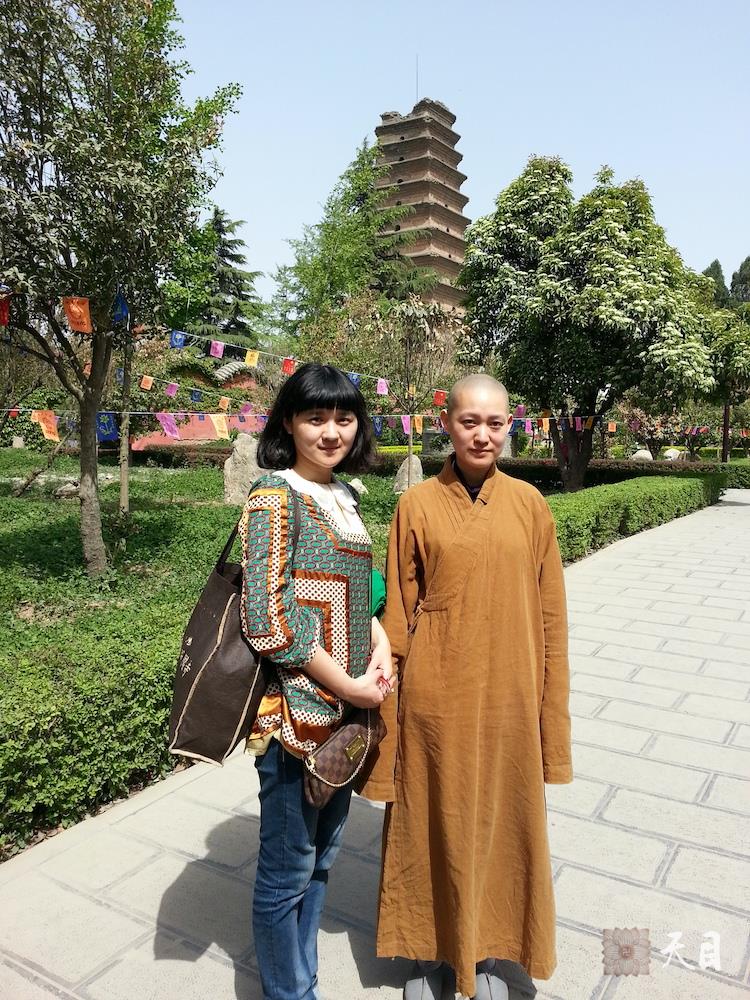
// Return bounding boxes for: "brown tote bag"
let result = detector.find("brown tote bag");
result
[168,490,301,765]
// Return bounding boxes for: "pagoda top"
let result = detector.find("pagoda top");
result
[380,98,457,129]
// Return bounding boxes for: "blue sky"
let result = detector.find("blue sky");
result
[175,0,749,300]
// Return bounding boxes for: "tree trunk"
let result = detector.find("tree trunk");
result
[79,394,108,576]
[119,336,133,515]
[647,438,661,460]
[551,418,594,492]
[721,399,731,464]
[407,416,414,488]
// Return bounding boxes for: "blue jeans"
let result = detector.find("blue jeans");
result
[253,738,353,1000]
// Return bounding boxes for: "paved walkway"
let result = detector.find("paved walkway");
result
[1,491,749,1000]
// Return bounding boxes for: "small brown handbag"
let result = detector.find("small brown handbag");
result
[303,708,387,809]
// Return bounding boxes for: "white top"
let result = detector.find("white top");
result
[277,468,367,537]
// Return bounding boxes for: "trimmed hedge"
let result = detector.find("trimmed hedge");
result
[548,474,724,562]
[0,470,729,856]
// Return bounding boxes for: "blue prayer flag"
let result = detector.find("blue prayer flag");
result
[170,330,187,349]
[347,372,361,387]
[190,389,202,402]
[115,367,124,385]
[95,412,119,442]
[113,292,129,324]
[372,415,383,437]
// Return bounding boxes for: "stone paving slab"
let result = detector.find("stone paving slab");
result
[1,489,749,999]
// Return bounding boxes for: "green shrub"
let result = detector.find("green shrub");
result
[547,475,724,562]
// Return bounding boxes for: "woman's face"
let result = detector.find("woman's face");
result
[284,407,359,473]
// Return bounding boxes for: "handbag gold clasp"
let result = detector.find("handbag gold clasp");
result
[345,733,366,762]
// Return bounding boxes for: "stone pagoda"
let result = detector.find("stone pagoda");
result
[376,98,469,311]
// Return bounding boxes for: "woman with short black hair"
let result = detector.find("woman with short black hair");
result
[240,362,392,1000]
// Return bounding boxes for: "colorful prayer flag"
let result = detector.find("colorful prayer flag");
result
[377,378,389,396]
[62,296,93,334]
[0,297,9,326]
[115,367,124,385]
[140,375,154,390]
[170,330,187,349]
[210,340,225,359]
[282,357,296,375]
[407,384,416,399]
[414,415,423,435]
[524,419,533,434]
[245,349,259,367]
[575,416,583,432]
[240,402,253,415]
[401,415,411,434]
[386,415,398,429]
[96,412,119,442]
[190,389,203,403]
[433,389,447,407]
[165,382,179,397]
[585,416,594,430]
[210,414,230,439]
[372,415,383,437]
[608,421,617,433]
[218,396,230,412]
[113,292,129,324]
[542,417,550,433]
[31,410,59,442]
[9,408,19,418]
[347,372,361,387]
[514,404,526,417]
[156,412,180,439]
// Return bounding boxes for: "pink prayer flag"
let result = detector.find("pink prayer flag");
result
[524,419,533,434]
[377,378,389,396]
[515,404,526,417]
[386,416,398,429]
[210,340,225,359]
[240,402,253,415]
[155,412,180,439]
[575,416,583,432]
[165,382,178,397]
[401,415,411,434]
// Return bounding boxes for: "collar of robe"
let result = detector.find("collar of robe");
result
[440,454,498,507]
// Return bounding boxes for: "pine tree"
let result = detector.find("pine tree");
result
[703,259,731,307]
[730,256,750,305]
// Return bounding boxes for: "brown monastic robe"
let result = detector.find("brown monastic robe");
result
[359,458,572,998]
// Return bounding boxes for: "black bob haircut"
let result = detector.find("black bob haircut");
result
[257,363,378,474]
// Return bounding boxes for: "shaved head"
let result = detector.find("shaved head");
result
[446,375,509,415]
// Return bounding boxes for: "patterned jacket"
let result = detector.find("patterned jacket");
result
[240,473,372,755]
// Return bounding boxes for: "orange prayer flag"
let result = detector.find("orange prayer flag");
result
[218,396,230,412]
[414,415,423,435]
[585,416,594,430]
[62,297,93,334]
[608,421,617,433]
[140,375,154,390]
[542,417,550,433]
[31,410,60,442]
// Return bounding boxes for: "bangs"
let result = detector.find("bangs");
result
[291,365,362,415]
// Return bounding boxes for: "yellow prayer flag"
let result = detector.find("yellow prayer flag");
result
[218,396,230,412]
[414,415,423,435]
[210,414,230,439]
[585,416,594,430]
[245,350,259,367]
[408,384,416,399]
[542,417,550,433]
[31,410,60,442]
[140,375,154,390]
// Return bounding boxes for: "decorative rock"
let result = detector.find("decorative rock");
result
[394,455,423,494]
[54,482,80,499]
[11,435,24,449]
[224,433,262,505]
[663,448,682,461]
[347,478,368,496]
[630,449,654,462]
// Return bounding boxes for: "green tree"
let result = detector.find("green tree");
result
[703,259,731,307]
[707,309,750,462]
[184,207,263,345]
[0,0,238,573]
[730,256,750,305]
[460,158,714,490]
[276,142,436,331]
